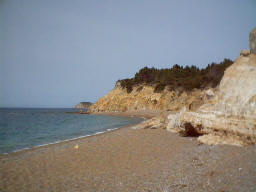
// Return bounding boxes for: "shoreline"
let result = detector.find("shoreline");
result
[1,123,256,192]
[0,121,143,159]
[0,111,153,157]
[1,111,255,191]
[0,124,132,158]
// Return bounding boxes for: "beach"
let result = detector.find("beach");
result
[1,114,256,192]
[1,1,256,191]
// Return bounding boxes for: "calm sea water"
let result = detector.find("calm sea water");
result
[0,108,143,154]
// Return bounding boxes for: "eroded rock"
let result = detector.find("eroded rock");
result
[250,27,256,54]
[89,85,208,113]
[170,53,256,146]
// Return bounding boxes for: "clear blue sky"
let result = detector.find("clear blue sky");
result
[0,0,255,108]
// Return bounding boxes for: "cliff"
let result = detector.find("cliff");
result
[90,29,256,146]
[132,50,256,146]
[74,102,93,109]
[89,58,233,113]
[89,84,214,113]
[167,51,256,146]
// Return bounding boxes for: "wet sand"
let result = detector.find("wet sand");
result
[1,121,256,192]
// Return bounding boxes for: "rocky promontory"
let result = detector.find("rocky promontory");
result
[89,29,256,146]
[143,29,256,146]
[74,102,93,109]
[166,51,256,145]
[89,59,233,113]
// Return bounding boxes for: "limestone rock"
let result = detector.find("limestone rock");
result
[89,85,208,113]
[167,107,186,133]
[132,112,169,130]
[250,27,256,54]
[240,49,250,57]
[197,134,247,146]
[172,53,256,146]
[205,89,215,98]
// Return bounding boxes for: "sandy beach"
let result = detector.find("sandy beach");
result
[1,1,256,191]
[1,114,256,192]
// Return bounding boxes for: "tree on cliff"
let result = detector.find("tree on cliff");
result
[118,58,233,93]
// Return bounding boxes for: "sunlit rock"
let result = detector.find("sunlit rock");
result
[250,27,256,54]
[176,52,256,145]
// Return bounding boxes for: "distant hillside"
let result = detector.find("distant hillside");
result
[118,58,233,93]
[75,102,93,108]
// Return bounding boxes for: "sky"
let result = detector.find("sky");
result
[0,0,255,108]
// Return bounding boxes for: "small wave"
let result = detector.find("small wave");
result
[1,127,120,155]
[107,127,118,131]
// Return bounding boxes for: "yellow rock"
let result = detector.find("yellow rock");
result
[89,85,209,113]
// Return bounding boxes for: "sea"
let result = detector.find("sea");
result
[0,108,144,154]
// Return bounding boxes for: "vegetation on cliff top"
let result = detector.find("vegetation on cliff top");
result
[118,58,233,93]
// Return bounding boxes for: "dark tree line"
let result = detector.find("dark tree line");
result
[118,58,233,93]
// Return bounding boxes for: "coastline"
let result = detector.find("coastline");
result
[0,117,146,158]
[1,112,256,192]
[0,124,134,158]
[0,111,153,157]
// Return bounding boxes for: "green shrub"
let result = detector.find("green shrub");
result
[118,58,233,93]
[136,86,143,92]
[154,83,166,93]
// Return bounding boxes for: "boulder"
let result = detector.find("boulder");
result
[205,89,215,97]
[240,49,250,57]
[167,107,186,133]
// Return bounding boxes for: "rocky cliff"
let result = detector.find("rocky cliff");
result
[75,102,93,109]
[167,51,256,146]
[132,29,256,146]
[89,57,233,113]
[89,84,213,113]
[90,29,256,146]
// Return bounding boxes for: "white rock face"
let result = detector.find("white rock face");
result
[211,54,256,117]
[250,27,256,54]
[205,89,215,99]
[170,53,256,145]
[167,107,186,133]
